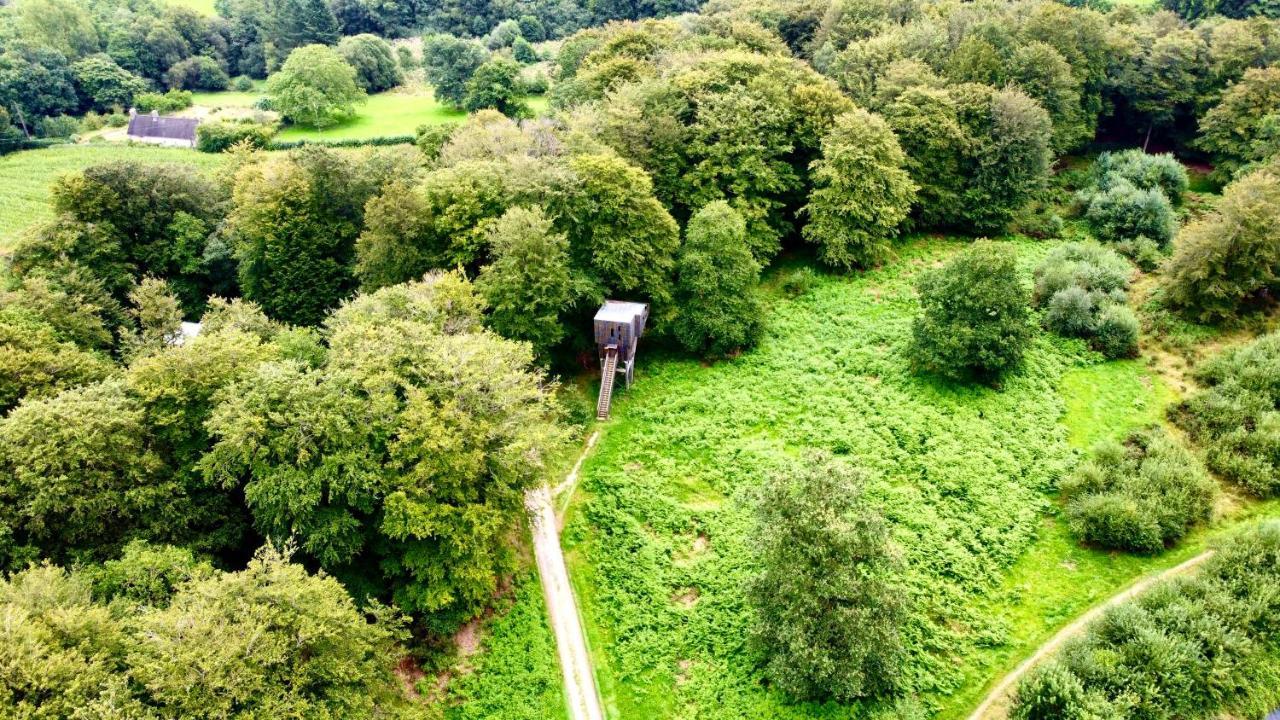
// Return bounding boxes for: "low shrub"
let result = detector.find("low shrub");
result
[165,56,230,91]
[1061,427,1216,552]
[1173,331,1280,496]
[1033,242,1136,359]
[1080,177,1177,247]
[105,112,128,128]
[1012,522,1280,720]
[1112,235,1163,271]
[133,89,194,114]
[1091,148,1189,203]
[196,120,277,153]
[37,115,80,139]
[232,75,255,92]
[265,134,415,150]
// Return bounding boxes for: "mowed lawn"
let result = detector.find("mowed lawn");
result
[0,144,227,252]
[191,85,550,141]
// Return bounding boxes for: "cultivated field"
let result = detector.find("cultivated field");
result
[0,144,227,252]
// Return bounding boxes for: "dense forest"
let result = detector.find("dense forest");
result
[2,0,1280,716]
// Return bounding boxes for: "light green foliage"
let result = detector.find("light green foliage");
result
[476,206,574,360]
[201,274,567,632]
[1199,68,1280,181]
[673,201,764,357]
[1033,242,1137,359]
[1012,522,1280,719]
[1080,177,1177,247]
[463,57,529,117]
[1174,331,1280,497]
[1163,167,1280,321]
[910,240,1035,382]
[802,109,916,269]
[750,451,907,702]
[1061,428,1217,552]
[0,273,116,351]
[565,238,1093,719]
[0,379,161,569]
[444,574,565,720]
[266,44,367,129]
[0,306,112,414]
[85,540,214,608]
[0,547,412,719]
[123,277,184,360]
[1090,149,1189,203]
[337,34,403,93]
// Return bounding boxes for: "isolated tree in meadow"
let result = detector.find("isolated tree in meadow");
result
[423,33,488,109]
[910,241,1034,383]
[802,109,916,270]
[673,201,765,357]
[1163,167,1280,322]
[477,206,574,360]
[337,33,403,93]
[463,57,530,117]
[266,44,366,128]
[749,450,906,702]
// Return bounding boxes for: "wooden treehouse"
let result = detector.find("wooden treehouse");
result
[593,300,648,420]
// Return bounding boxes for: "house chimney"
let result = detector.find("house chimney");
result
[150,109,159,118]
[129,107,137,118]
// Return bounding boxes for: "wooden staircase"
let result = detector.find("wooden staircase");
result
[597,348,618,419]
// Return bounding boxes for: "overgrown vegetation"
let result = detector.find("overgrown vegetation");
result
[1012,522,1280,720]
[1061,427,1217,552]
[1033,242,1138,359]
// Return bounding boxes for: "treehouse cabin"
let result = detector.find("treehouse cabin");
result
[593,300,648,419]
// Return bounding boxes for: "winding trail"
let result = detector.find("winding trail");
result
[967,549,1216,720]
[527,432,603,720]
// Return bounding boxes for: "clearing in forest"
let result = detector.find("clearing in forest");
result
[561,236,1275,719]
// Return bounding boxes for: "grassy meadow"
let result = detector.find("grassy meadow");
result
[0,144,228,252]
[166,0,219,14]
[559,236,1279,720]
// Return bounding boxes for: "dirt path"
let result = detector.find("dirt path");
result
[527,433,604,720]
[967,550,1215,720]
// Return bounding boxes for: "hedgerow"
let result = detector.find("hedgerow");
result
[564,238,1089,718]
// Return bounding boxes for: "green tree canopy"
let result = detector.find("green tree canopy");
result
[802,108,916,269]
[266,44,366,129]
[749,450,907,702]
[673,201,765,357]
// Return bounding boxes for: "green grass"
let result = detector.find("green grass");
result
[166,0,218,14]
[191,85,551,141]
[1059,359,1175,449]
[561,236,1275,719]
[0,144,227,252]
[444,571,567,720]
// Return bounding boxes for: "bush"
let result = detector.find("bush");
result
[196,120,277,153]
[165,56,230,91]
[1080,177,1177,246]
[1162,168,1280,322]
[1060,428,1216,552]
[133,89,194,114]
[337,34,403,93]
[910,240,1034,383]
[265,134,413,150]
[37,114,79,138]
[1092,303,1139,359]
[265,44,366,128]
[1091,149,1189,203]
[1011,522,1280,719]
[1173,331,1280,496]
[105,112,128,128]
[1032,242,1137,358]
[232,75,255,92]
[1113,235,1164,271]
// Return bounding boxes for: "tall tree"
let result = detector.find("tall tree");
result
[673,201,765,357]
[749,450,907,702]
